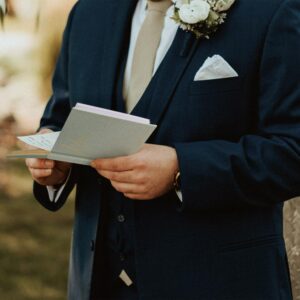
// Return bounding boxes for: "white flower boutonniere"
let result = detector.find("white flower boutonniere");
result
[171,0,236,39]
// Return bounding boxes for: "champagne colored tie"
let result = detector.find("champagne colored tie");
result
[126,0,171,112]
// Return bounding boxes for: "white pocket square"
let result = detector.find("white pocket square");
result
[194,55,238,81]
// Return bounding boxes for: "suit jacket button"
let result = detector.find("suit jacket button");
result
[90,240,95,251]
[117,214,125,223]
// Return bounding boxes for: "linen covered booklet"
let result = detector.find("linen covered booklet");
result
[8,103,157,165]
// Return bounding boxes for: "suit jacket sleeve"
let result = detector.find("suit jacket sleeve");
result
[33,166,78,212]
[175,0,300,212]
[34,3,79,211]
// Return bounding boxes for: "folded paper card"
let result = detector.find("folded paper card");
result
[8,103,157,165]
[194,55,238,81]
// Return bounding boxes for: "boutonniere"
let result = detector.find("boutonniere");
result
[171,0,236,39]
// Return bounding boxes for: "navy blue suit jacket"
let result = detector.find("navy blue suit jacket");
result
[34,0,300,299]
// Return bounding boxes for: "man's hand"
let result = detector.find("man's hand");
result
[91,144,179,200]
[25,129,71,186]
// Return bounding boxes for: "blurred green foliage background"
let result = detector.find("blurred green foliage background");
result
[0,1,75,299]
[0,161,74,299]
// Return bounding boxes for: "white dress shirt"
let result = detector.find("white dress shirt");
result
[48,0,180,202]
[123,0,178,99]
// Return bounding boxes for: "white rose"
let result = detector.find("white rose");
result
[0,0,6,14]
[178,0,210,24]
[214,0,235,12]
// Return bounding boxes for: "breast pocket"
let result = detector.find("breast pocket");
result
[190,76,243,95]
[182,76,248,139]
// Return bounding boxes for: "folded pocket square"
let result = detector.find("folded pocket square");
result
[194,55,238,81]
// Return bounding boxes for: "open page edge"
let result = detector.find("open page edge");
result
[75,103,150,124]
[7,149,50,159]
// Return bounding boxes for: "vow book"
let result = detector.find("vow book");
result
[8,103,157,165]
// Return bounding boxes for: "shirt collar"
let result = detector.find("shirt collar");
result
[141,0,147,11]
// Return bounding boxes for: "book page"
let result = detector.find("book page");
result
[7,149,49,159]
[75,103,150,124]
[52,109,156,160]
[18,132,60,151]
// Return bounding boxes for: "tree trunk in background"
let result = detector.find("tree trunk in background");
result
[284,197,300,300]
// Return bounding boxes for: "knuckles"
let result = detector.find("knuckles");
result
[31,169,52,179]
[109,172,118,181]
[135,158,146,170]
[26,158,54,169]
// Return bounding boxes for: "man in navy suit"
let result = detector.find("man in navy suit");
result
[26,0,300,299]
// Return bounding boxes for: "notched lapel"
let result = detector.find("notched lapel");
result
[131,30,199,126]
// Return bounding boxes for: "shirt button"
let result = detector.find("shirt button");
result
[117,214,125,223]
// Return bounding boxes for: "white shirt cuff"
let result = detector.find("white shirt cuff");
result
[46,170,71,203]
[176,190,183,202]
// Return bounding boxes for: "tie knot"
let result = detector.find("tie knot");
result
[147,0,171,13]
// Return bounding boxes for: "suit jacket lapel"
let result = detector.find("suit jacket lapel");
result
[100,0,137,110]
[131,30,199,125]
